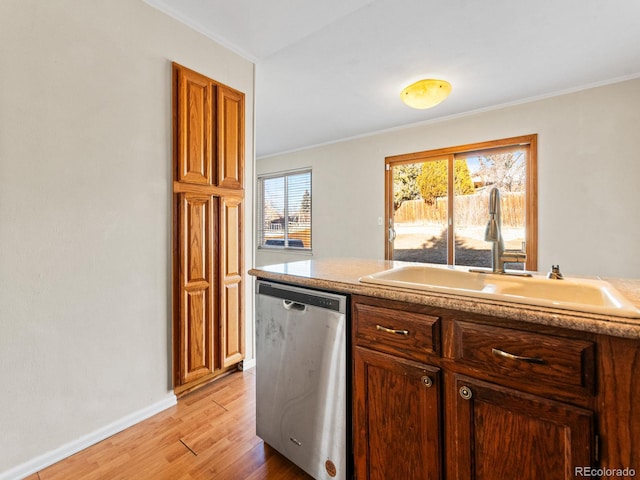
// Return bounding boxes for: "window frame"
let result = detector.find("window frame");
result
[257,168,312,252]
[384,134,537,270]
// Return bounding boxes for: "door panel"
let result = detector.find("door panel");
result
[387,156,452,264]
[174,66,213,185]
[354,347,442,480]
[186,289,207,374]
[453,375,594,480]
[220,196,243,367]
[223,283,242,367]
[177,193,218,384]
[217,85,244,189]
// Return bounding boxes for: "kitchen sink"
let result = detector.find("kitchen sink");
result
[359,264,640,318]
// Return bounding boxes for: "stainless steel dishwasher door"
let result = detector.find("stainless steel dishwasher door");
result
[255,280,347,480]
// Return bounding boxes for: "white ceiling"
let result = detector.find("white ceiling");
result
[145,0,640,158]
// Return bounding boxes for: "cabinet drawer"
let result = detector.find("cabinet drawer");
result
[354,303,440,363]
[453,321,595,394]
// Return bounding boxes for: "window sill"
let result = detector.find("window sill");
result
[257,247,313,256]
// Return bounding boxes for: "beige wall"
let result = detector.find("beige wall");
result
[0,1,254,477]
[256,78,640,279]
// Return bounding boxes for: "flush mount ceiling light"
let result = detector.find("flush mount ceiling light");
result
[400,79,452,109]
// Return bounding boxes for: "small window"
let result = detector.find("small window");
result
[258,169,312,250]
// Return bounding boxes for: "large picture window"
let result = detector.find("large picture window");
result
[385,135,537,271]
[258,169,312,250]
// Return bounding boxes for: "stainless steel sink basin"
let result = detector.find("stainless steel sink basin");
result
[360,264,640,318]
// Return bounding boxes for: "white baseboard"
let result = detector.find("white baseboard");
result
[241,357,256,370]
[0,394,177,480]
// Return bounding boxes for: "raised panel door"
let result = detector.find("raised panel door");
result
[177,193,218,384]
[353,346,442,480]
[217,85,244,189]
[452,375,594,480]
[174,64,214,185]
[220,196,243,367]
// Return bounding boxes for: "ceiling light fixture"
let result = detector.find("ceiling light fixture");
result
[400,79,452,109]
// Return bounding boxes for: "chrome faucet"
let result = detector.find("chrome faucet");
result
[470,187,531,276]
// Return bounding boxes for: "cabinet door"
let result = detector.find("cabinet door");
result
[217,85,244,189]
[354,346,442,480]
[176,193,218,385]
[452,375,594,480]
[174,65,214,185]
[220,195,243,367]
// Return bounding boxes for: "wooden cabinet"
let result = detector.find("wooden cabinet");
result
[448,320,596,479]
[175,193,217,385]
[172,63,245,395]
[451,320,595,398]
[354,348,442,480]
[353,301,443,480]
[219,195,243,368]
[352,295,607,480]
[451,375,593,480]
[174,66,214,185]
[216,86,244,189]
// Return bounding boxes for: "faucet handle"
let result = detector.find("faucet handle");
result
[501,250,527,263]
[547,265,564,280]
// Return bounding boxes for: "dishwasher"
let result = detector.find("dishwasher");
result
[255,280,349,480]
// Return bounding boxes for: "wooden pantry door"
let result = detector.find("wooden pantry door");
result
[172,63,245,395]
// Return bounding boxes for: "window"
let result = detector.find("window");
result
[258,169,312,250]
[385,135,537,270]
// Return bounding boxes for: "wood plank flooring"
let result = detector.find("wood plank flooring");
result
[24,369,313,480]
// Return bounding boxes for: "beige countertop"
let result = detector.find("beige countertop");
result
[249,258,640,339]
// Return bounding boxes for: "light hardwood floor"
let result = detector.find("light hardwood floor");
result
[24,369,313,480]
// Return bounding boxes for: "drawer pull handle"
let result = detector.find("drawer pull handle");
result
[376,324,409,336]
[421,376,433,388]
[492,348,546,365]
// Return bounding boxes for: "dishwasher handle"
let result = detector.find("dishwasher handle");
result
[283,300,307,312]
[256,281,346,314]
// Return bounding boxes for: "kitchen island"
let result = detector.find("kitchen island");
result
[250,258,640,480]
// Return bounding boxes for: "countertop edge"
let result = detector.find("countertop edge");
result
[249,260,640,340]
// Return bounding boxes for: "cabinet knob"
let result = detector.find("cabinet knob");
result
[459,386,473,400]
[421,376,433,388]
